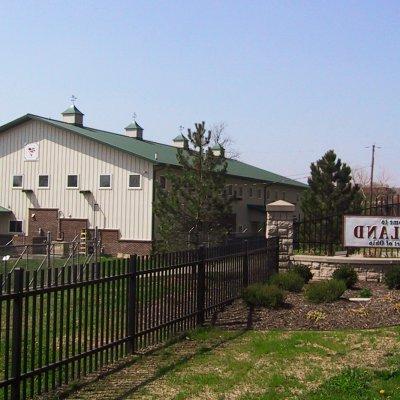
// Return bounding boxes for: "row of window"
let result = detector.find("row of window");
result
[225,185,292,201]
[11,174,142,190]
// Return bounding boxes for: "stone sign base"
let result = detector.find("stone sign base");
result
[292,254,400,282]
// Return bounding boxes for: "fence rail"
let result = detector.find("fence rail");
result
[0,237,279,400]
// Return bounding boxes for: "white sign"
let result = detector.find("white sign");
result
[24,142,39,161]
[343,215,400,248]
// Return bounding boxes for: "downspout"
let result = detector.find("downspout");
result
[151,166,157,246]
[263,184,267,237]
[57,210,64,240]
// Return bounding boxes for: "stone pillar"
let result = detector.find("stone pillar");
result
[266,200,295,271]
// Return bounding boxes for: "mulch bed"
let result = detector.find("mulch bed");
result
[213,282,400,330]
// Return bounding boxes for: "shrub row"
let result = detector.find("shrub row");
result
[242,264,400,309]
[242,266,313,309]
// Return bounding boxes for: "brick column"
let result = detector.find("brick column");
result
[266,200,295,271]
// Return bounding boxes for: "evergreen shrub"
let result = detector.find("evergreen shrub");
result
[242,284,286,309]
[305,280,346,303]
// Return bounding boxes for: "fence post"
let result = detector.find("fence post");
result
[196,246,206,326]
[46,231,51,270]
[126,255,137,355]
[243,240,249,287]
[11,268,24,400]
[266,201,295,272]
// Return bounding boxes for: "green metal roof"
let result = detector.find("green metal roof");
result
[125,121,143,130]
[61,105,84,115]
[0,114,307,189]
[0,206,11,214]
[173,134,187,142]
[211,143,224,150]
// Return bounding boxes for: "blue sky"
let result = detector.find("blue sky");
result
[1,1,399,184]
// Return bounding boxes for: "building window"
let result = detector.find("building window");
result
[129,174,141,189]
[248,187,253,198]
[257,188,262,199]
[12,175,23,188]
[67,174,78,188]
[282,191,286,200]
[9,220,23,233]
[274,191,278,200]
[266,190,270,199]
[227,185,233,196]
[238,186,243,198]
[99,174,111,188]
[160,176,166,189]
[38,175,49,188]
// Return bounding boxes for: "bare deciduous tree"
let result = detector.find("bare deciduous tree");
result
[210,122,240,160]
[353,167,395,199]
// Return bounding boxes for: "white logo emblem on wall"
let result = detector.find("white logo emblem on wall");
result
[24,142,39,161]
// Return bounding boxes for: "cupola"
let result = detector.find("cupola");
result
[173,133,188,149]
[61,104,84,126]
[125,120,143,139]
[211,143,225,157]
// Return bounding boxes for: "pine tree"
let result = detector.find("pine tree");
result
[301,150,363,219]
[154,122,233,251]
[300,150,363,254]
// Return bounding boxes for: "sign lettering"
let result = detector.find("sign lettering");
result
[344,216,400,248]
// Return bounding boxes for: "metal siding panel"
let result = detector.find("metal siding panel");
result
[0,120,153,240]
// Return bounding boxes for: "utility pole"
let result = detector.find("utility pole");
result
[369,144,375,206]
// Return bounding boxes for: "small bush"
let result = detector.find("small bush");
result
[332,265,358,289]
[242,283,286,309]
[384,266,400,289]
[305,280,346,303]
[270,272,305,292]
[293,264,313,283]
[358,288,372,298]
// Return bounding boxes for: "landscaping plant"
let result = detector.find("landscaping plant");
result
[359,288,372,298]
[242,283,286,309]
[293,264,313,283]
[270,271,305,292]
[384,266,400,289]
[332,265,358,289]
[305,279,347,303]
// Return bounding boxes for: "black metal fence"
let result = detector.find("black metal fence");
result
[294,196,400,256]
[0,237,279,400]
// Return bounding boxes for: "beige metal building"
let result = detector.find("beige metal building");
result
[0,104,306,254]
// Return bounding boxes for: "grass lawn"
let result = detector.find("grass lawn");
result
[63,326,400,400]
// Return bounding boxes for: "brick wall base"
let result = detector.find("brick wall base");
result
[11,208,152,256]
[99,230,152,256]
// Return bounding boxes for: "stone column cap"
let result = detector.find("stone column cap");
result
[266,200,295,212]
